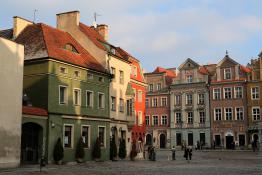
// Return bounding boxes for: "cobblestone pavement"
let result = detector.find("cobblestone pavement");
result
[0,150,262,175]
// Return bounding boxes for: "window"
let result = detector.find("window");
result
[252,107,260,121]
[138,111,142,125]
[213,88,221,100]
[64,43,78,53]
[149,84,153,92]
[236,107,244,120]
[111,96,116,111]
[64,125,73,148]
[225,108,233,120]
[60,67,67,74]
[98,77,104,82]
[161,97,167,107]
[214,108,222,121]
[87,73,93,80]
[187,75,193,83]
[198,93,205,104]
[187,112,193,124]
[82,126,90,148]
[251,87,260,100]
[152,98,158,107]
[224,68,231,80]
[235,86,243,98]
[224,87,232,99]
[73,89,81,106]
[86,91,93,107]
[174,95,181,105]
[59,85,68,104]
[145,98,149,108]
[119,70,124,84]
[74,70,80,78]
[161,115,167,125]
[175,112,182,124]
[133,88,136,101]
[145,116,150,126]
[138,90,142,102]
[98,93,105,109]
[186,94,193,105]
[153,116,158,125]
[156,83,162,91]
[111,67,115,80]
[119,98,124,112]
[126,99,133,116]
[132,65,137,77]
[98,126,106,147]
[199,111,205,123]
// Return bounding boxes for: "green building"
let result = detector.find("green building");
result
[16,22,111,164]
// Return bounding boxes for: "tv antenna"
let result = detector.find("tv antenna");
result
[33,9,38,23]
[94,12,101,22]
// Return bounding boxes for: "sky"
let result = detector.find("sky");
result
[1,0,262,72]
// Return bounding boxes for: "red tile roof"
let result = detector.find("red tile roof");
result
[153,66,176,85]
[16,23,106,73]
[240,65,251,73]
[22,106,48,116]
[199,66,209,75]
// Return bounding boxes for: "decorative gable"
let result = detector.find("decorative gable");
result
[179,58,200,70]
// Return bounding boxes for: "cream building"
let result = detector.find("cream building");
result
[0,36,24,168]
[56,11,134,155]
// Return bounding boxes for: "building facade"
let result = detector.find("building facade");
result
[210,54,250,149]
[247,53,262,149]
[0,36,24,168]
[144,67,176,149]
[170,59,211,149]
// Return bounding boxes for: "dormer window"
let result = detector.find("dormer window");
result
[224,68,231,80]
[64,44,78,53]
[110,48,116,55]
[74,71,80,78]
[187,75,193,83]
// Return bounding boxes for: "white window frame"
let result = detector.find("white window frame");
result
[145,115,150,126]
[156,83,162,91]
[98,92,105,109]
[119,70,124,84]
[132,65,137,77]
[152,98,158,107]
[63,124,74,148]
[187,112,193,124]
[213,88,221,100]
[138,90,143,102]
[251,87,260,100]
[111,96,116,111]
[252,107,260,121]
[73,88,81,106]
[234,86,243,99]
[174,95,181,105]
[224,87,232,99]
[149,84,153,92]
[214,108,222,121]
[224,107,233,120]
[235,107,244,121]
[59,85,68,105]
[161,97,167,107]
[138,111,143,126]
[59,66,68,74]
[98,126,106,148]
[119,98,124,113]
[87,73,93,80]
[224,68,231,80]
[187,75,193,83]
[175,112,182,124]
[86,90,93,107]
[161,115,168,126]
[152,115,159,126]
[111,67,116,81]
[198,93,205,104]
[81,125,91,148]
[74,70,81,78]
[145,98,149,108]
[186,94,193,105]
[199,111,205,123]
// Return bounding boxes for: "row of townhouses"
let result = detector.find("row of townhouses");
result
[145,54,262,150]
[0,11,146,168]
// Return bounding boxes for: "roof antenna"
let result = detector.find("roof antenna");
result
[226,50,228,56]
[33,9,38,23]
[93,12,101,28]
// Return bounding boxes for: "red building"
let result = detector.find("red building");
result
[116,48,147,143]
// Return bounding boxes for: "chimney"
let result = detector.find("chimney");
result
[96,24,108,41]
[56,11,80,31]
[13,16,33,39]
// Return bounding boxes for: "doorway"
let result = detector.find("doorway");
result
[176,133,182,146]
[238,134,245,147]
[188,133,193,146]
[160,134,166,148]
[215,135,221,146]
[226,136,234,149]
[146,134,152,145]
[21,122,43,164]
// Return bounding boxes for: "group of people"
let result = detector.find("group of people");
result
[183,146,193,161]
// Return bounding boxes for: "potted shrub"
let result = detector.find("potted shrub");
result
[118,139,126,159]
[92,137,101,161]
[75,137,85,163]
[53,138,64,164]
[110,136,117,161]
[130,141,137,161]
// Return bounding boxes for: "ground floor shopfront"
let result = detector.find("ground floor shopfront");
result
[145,128,170,149]
[21,113,110,165]
[248,122,262,150]
[170,128,211,149]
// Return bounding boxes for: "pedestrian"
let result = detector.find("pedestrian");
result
[184,147,189,160]
[252,141,256,152]
[189,147,192,160]
[213,140,216,149]
[171,146,176,160]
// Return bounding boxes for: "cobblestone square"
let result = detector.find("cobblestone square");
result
[0,150,261,175]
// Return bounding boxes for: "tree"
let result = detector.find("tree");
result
[53,138,64,164]
[118,139,126,159]
[130,141,137,161]
[92,137,101,160]
[110,136,117,160]
[75,137,85,163]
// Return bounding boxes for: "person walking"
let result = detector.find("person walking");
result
[184,147,189,160]
[189,147,193,160]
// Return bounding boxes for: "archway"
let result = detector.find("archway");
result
[146,134,152,145]
[160,134,166,148]
[21,122,43,164]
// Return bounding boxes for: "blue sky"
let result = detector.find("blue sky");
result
[1,0,262,72]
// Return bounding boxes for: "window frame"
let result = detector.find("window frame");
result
[63,124,74,148]
[234,86,243,99]
[81,125,91,148]
[119,70,124,84]
[152,115,159,126]
[235,107,244,121]
[98,92,105,109]
[252,107,260,121]
[224,87,232,99]
[224,107,233,120]
[213,88,221,100]
[161,115,168,126]
[145,115,150,126]
[251,86,260,100]
[111,96,116,111]
[214,108,222,121]
[73,88,81,106]
[98,126,106,148]
[224,68,232,80]
[161,97,167,107]
[59,85,68,105]
[86,90,94,107]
